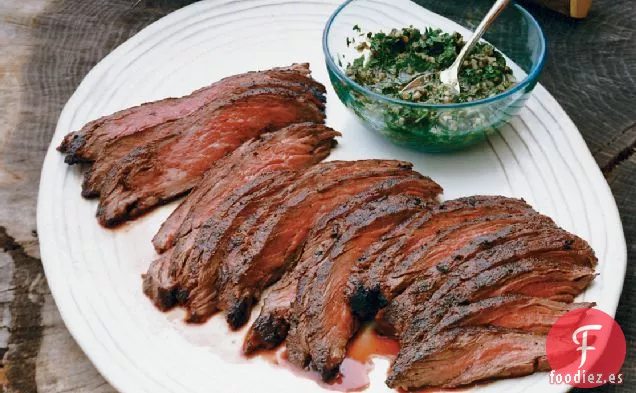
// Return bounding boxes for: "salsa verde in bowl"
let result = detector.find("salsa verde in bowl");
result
[323,0,546,152]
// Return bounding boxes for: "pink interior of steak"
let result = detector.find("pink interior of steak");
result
[58,63,319,163]
[143,171,299,312]
[172,161,424,323]
[96,88,326,227]
[348,196,537,319]
[286,195,432,381]
[436,294,595,334]
[194,161,441,326]
[80,68,326,197]
[153,123,339,253]
[143,124,340,313]
[242,176,438,355]
[387,326,550,390]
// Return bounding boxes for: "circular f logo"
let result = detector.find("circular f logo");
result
[572,324,602,369]
[546,308,626,388]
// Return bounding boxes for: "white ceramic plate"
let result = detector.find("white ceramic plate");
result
[37,1,626,393]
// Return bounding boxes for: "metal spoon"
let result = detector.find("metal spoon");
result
[401,0,511,95]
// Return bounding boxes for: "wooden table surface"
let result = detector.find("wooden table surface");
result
[0,0,633,392]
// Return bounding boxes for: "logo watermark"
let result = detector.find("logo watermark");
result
[546,308,626,388]
[572,324,602,369]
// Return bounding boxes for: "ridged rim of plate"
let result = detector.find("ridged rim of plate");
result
[37,1,626,393]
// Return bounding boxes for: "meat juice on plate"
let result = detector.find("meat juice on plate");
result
[257,326,399,392]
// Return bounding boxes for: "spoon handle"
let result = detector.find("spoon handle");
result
[449,0,511,72]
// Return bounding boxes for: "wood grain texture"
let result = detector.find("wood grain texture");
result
[595,122,636,174]
[523,0,592,18]
[574,154,636,393]
[0,0,633,392]
[605,157,636,390]
[522,0,636,161]
[0,1,197,392]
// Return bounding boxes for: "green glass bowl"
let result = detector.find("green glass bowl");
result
[323,0,547,152]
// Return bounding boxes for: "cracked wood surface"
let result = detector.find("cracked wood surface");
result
[0,0,634,392]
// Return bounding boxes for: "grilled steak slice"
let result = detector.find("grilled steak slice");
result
[427,231,596,305]
[386,326,550,390]
[183,160,441,325]
[81,69,326,198]
[144,125,339,310]
[170,161,405,319]
[385,223,596,390]
[152,123,339,253]
[211,162,441,328]
[436,295,595,334]
[286,195,432,381]
[59,63,322,164]
[378,225,596,337]
[242,176,436,354]
[348,196,536,319]
[381,258,596,338]
[383,215,557,296]
[96,87,326,227]
[356,212,553,320]
[176,161,376,320]
[143,170,299,311]
[142,248,175,310]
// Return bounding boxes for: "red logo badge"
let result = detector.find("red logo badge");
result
[546,308,626,388]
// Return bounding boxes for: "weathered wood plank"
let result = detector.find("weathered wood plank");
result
[523,0,592,18]
[1,228,46,393]
[595,122,636,174]
[575,154,636,393]
[0,1,196,392]
[36,293,115,393]
[0,0,49,258]
[523,0,636,165]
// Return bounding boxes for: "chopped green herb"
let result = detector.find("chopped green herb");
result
[345,26,515,104]
[331,26,520,149]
